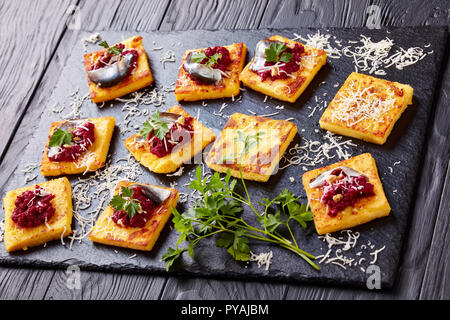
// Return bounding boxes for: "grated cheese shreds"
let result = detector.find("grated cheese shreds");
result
[280,131,356,170]
[160,50,176,69]
[250,250,273,271]
[292,31,342,59]
[315,230,387,272]
[329,80,397,127]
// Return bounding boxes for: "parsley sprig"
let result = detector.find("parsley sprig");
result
[162,166,317,271]
[222,130,266,163]
[191,51,222,68]
[139,110,171,141]
[110,186,142,218]
[99,40,123,55]
[49,128,73,148]
[265,42,293,63]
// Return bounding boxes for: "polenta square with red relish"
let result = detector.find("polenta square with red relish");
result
[3,177,73,252]
[40,117,115,176]
[84,36,154,103]
[175,42,247,101]
[88,181,179,251]
[302,153,390,235]
[319,72,414,145]
[239,35,327,103]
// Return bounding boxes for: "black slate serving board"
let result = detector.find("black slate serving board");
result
[0,27,446,288]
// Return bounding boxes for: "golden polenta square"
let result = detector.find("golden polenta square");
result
[88,180,179,251]
[3,177,73,252]
[302,153,390,235]
[319,72,414,145]
[205,113,297,182]
[174,42,247,101]
[40,117,115,176]
[239,35,327,103]
[124,105,215,173]
[84,36,154,103]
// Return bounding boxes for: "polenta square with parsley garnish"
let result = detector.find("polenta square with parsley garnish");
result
[124,105,215,173]
[40,117,115,176]
[205,113,297,182]
[175,43,247,101]
[319,72,414,145]
[88,181,179,251]
[239,35,327,103]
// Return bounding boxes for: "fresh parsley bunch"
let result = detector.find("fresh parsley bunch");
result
[265,42,293,63]
[162,166,318,271]
[139,110,171,141]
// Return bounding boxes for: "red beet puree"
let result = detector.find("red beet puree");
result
[112,186,158,228]
[12,186,55,228]
[184,46,232,83]
[256,43,305,82]
[90,43,138,73]
[48,121,96,162]
[321,169,375,217]
[147,117,194,158]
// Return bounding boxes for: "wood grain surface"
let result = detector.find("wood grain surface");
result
[0,0,448,300]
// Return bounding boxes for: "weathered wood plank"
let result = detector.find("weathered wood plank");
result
[420,161,450,299]
[159,0,269,31]
[0,267,55,300]
[0,0,77,159]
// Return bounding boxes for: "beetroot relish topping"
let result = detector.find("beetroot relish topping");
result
[321,169,375,217]
[147,117,194,158]
[184,46,231,83]
[90,43,138,72]
[48,121,96,162]
[12,186,55,228]
[111,186,158,228]
[257,43,305,82]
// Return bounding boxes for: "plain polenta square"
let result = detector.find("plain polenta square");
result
[174,42,247,101]
[319,72,414,145]
[88,180,179,251]
[239,35,327,103]
[83,36,154,103]
[205,113,297,182]
[124,105,215,173]
[40,116,115,176]
[302,153,390,235]
[3,177,73,252]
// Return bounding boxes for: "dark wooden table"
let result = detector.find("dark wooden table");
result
[0,0,448,300]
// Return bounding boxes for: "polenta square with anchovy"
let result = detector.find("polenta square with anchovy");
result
[40,117,115,176]
[205,113,297,182]
[124,105,215,173]
[175,42,247,101]
[88,181,179,251]
[239,35,327,103]
[302,153,390,235]
[3,177,73,252]
[84,36,154,103]
[319,72,414,145]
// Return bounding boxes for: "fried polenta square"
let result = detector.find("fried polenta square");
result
[124,105,215,173]
[302,153,390,235]
[88,180,179,251]
[174,42,247,101]
[84,36,154,103]
[40,117,115,176]
[319,72,414,145]
[239,35,327,103]
[205,113,297,182]
[3,177,73,252]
